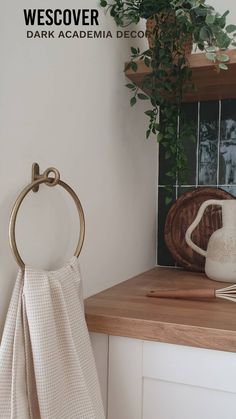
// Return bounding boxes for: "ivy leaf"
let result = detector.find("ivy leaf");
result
[194,7,208,17]
[144,57,150,67]
[145,110,154,117]
[217,54,230,62]
[146,129,151,139]
[100,0,107,6]
[124,62,131,71]
[205,14,215,25]
[199,27,211,41]
[130,97,137,106]
[157,133,163,142]
[205,52,216,61]
[176,9,185,17]
[222,10,230,19]
[126,83,135,89]
[110,6,116,17]
[226,24,236,33]
[150,97,157,107]
[137,93,149,100]
[218,63,228,70]
[217,16,226,29]
[165,196,172,206]
[131,47,138,55]
[216,32,231,49]
[205,46,216,53]
[131,61,138,72]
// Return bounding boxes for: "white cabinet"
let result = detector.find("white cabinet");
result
[91,334,236,419]
[108,336,143,419]
[143,379,236,419]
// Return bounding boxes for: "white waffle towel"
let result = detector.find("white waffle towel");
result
[0,257,105,419]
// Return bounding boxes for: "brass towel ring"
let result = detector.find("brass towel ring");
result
[9,163,85,270]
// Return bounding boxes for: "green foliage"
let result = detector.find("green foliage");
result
[100,0,236,197]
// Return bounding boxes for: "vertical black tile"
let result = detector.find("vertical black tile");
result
[219,99,236,185]
[159,111,177,185]
[198,101,219,185]
[159,142,175,185]
[157,187,175,267]
[158,122,177,186]
[179,103,198,185]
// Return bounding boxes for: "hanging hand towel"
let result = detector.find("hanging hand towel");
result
[0,257,105,419]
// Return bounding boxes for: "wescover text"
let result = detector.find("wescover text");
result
[24,9,99,26]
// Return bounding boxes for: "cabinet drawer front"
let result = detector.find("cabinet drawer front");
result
[143,378,236,419]
[143,341,236,393]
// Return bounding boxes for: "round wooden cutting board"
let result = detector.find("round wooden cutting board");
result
[164,187,234,272]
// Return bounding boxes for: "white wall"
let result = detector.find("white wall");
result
[0,1,157,336]
[211,0,235,18]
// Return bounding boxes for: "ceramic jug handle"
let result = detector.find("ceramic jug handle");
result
[185,199,223,257]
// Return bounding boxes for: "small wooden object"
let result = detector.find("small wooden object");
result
[147,283,236,302]
[147,288,216,299]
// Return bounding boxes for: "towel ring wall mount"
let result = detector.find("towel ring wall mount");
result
[9,163,85,270]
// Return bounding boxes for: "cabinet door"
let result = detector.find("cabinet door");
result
[143,341,236,419]
[108,336,143,419]
[107,336,236,419]
[143,378,236,419]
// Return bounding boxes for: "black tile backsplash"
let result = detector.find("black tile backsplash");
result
[180,103,198,185]
[158,144,174,186]
[158,99,236,266]
[198,101,219,185]
[219,100,236,185]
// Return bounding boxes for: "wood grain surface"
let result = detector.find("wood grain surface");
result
[125,49,236,102]
[164,188,233,272]
[85,267,236,353]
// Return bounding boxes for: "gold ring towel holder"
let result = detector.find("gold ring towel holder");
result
[9,163,85,270]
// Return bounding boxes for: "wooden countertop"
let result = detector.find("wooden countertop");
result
[85,267,236,353]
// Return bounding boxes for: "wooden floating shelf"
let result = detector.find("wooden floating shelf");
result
[125,49,236,103]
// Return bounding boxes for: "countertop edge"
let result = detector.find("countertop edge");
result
[86,313,236,353]
[85,267,236,353]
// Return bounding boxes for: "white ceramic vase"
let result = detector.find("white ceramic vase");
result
[185,199,236,282]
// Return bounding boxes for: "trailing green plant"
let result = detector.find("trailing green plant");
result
[100,0,236,202]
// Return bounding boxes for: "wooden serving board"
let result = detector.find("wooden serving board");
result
[164,187,234,272]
